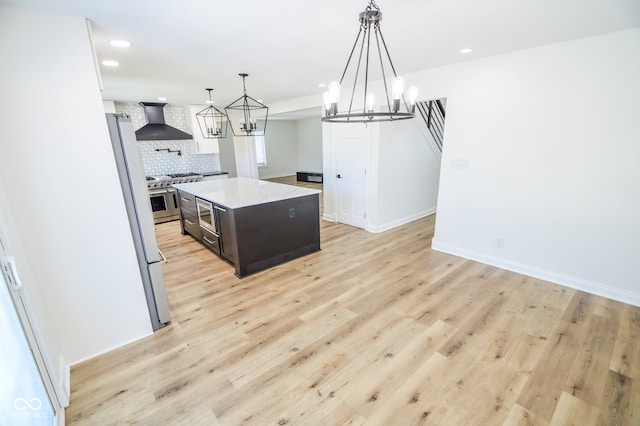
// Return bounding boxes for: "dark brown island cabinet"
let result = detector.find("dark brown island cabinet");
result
[174,177,321,278]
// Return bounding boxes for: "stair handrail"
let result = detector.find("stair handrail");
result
[416,99,445,152]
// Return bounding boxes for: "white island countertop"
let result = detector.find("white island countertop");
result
[173,177,321,209]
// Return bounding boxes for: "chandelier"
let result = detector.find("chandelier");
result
[195,88,229,139]
[225,73,269,136]
[322,0,419,123]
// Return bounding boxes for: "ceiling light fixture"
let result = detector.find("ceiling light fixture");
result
[460,48,473,54]
[110,40,131,48]
[101,60,119,67]
[225,73,269,136]
[195,88,229,139]
[322,0,418,123]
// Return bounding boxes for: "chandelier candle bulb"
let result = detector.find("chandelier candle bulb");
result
[327,81,341,115]
[366,93,376,113]
[322,92,332,115]
[392,76,405,112]
[407,85,419,112]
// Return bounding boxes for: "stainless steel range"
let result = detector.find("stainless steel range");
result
[147,173,203,223]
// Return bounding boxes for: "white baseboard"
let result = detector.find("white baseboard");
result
[59,354,70,404]
[57,409,65,426]
[260,173,296,180]
[55,354,70,425]
[322,213,337,222]
[431,239,640,307]
[69,330,153,367]
[368,208,437,234]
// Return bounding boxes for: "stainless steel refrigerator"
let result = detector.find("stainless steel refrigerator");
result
[106,113,170,330]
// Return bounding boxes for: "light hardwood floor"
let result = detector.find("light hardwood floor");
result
[66,177,640,425]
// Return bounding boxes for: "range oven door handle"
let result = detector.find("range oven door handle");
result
[149,189,169,195]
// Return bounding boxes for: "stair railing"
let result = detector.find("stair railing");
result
[416,99,446,151]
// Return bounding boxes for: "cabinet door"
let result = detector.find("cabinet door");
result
[201,228,220,255]
[189,105,220,154]
[215,205,235,263]
[177,191,201,239]
[183,214,201,240]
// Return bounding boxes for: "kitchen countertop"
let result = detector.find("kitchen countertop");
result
[173,177,321,209]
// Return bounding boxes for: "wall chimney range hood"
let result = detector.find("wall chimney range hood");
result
[135,102,192,141]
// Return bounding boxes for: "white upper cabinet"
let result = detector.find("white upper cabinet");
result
[189,105,220,154]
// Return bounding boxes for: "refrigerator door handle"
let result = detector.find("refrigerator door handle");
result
[1,256,24,290]
[158,249,167,264]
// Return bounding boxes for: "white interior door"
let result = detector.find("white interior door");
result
[334,125,369,229]
[0,258,56,425]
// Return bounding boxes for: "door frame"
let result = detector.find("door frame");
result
[323,122,372,230]
[0,195,67,424]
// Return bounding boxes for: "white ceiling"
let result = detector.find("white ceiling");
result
[3,0,640,112]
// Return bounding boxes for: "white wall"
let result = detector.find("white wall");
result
[0,180,69,403]
[0,7,153,365]
[218,131,238,177]
[233,136,259,179]
[258,120,298,179]
[374,118,442,232]
[296,117,323,173]
[220,117,322,180]
[425,29,640,306]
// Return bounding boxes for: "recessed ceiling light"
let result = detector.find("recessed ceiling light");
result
[257,99,263,103]
[158,97,167,101]
[318,83,326,88]
[101,60,119,67]
[460,48,473,54]
[110,40,131,48]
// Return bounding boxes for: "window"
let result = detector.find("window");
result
[255,135,267,167]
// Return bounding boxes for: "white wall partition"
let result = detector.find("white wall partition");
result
[0,6,153,365]
[258,120,298,179]
[425,29,640,306]
[373,118,442,232]
[322,116,441,233]
[296,117,323,173]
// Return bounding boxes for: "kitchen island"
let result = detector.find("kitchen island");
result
[173,177,321,278]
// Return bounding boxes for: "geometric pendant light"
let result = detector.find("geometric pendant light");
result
[195,88,229,139]
[225,73,269,136]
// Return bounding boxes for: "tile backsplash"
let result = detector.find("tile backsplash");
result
[114,102,221,177]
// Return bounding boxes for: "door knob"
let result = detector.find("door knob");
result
[336,174,342,178]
